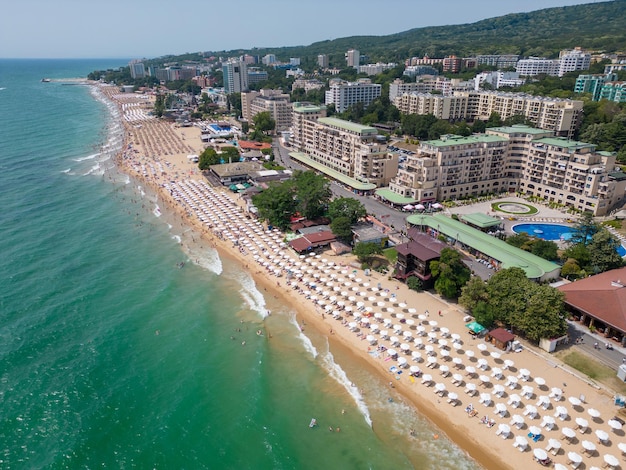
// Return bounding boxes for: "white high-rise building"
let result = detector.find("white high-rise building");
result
[516,57,560,77]
[317,54,329,68]
[325,78,381,113]
[345,49,360,68]
[222,59,248,94]
[129,61,146,79]
[558,49,591,77]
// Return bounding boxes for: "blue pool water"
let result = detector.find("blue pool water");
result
[209,123,231,132]
[513,223,626,256]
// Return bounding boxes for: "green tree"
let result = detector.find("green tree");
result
[429,248,471,298]
[253,111,276,135]
[459,276,489,313]
[531,239,559,261]
[251,181,297,230]
[154,93,165,117]
[293,171,332,220]
[562,243,591,271]
[353,242,383,263]
[328,197,367,223]
[485,268,528,327]
[560,258,583,280]
[406,276,423,292]
[570,212,599,247]
[198,147,220,169]
[505,232,534,251]
[220,146,240,163]
[473,301,496,329]
[518,285,567,342]
[588,229,624,274]
[330,216,353,243]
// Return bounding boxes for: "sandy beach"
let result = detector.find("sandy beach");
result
[99,84,626,470]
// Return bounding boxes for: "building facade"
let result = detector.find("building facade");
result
[599,81,626,103]
[293,115,398,187]
[516,57,560,77]
[241,89,292,131]
[129,61,146,79]
[317,54,329,68]
[558,48,592,77]
[291,102,327,150]
[387,125,626,215]
[345,49,360,68]
[393,90,583,137]
[222,59,248,94]
[325,78,382,113]
[574,73,618,101]
[475,54,520,69]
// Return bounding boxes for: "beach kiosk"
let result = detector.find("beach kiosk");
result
[485,328,515,351]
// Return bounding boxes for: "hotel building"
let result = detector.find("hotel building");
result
[241,89,292,131]
[387,125,626,215]
[393,90,583,138]
[222,59,248,94]
[325,78,382,113]
[345,49,360,68]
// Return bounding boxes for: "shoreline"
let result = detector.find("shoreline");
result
[96,83,624,470]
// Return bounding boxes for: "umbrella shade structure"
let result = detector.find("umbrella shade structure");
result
[452,357,463,366]
[511,414,524,428]
[493,384,505,396]
[479,374,491,385]
[541,415,555,430]
[608,419,623,430]
[465,366,477,376]
[421,374,433,385]
[562,427,576,439]
[387,349,398,357]
[400,342,411,352]
[411,351,422,362]
[366,335,376,344]
[568,396,582,407]
[508,394,521,407]
[440,365,450,376]
[390,336,400,345]
[409,365,421,374]
[550,387,563,400]
[575,417,588,430]
[595,429,609,442]
[534,377,546,387]
[447,392,459,405]
[465,350,475,359]
[618,442,626,453]
[555,406,568,420]
[435,382,446,393]
[537,395,551,409]
[533,448,548,460]
[582,440,596,453]
[465,383,477,395]
[588,408,601,419]
[514,435,528,448]
[397,357,408,367]
[427,356,438,367]
[529,425,542,436]
[522,385,534,399]
[477,343,488,352]
[452,373,464,385]
[554,465,567,470]
[503,359,514,370]
[479,393,492,406]
[490,351,501,360]
[519,368,530,379]
[567,451,582,464]
[506,376,519,389]
[425,345,435,355]
[496,403,508,416]
[604,454,619,468]
[547,438,561,454]
[491,367,503,379]
[477,358,489,370]
[496,423,510,437]
[465,321,485,335]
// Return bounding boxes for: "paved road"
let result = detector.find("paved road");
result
[566,322,626,371]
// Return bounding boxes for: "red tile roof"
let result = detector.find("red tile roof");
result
[238,140,272,151]
[557,267,626,333]
[487,328,515,344]
[288,231,336,253]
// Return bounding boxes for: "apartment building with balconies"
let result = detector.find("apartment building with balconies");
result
[387,125,626,215]
[241,89,292,131]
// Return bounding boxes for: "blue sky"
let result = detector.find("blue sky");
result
[0,0,598,59]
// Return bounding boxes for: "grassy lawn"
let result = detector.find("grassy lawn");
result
[556,350,626,395]
[383,247,397,263]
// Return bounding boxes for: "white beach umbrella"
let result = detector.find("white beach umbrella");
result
[582,440,596,453]
[532,448,548,462]
[447,391,458,402]
[608,419,623,430]
[528,425,542,436]
[387,349,398,357]
[421,374,433,384]
[477,343,487,351]
[490,351,501,360]
[567,452,582,464]
[411,351,422,362]
[514,435,528,450]
[477,358,488,369]
[588,408,601,419]
[568,396,582,407]
[619,442,626,454]
[400,343,411,352]
[595,429,609,442]
[465,350,475,359]
[440,350,450,358]
[435,382,446,393]
[503,359,514,370]
[427,356,438,365]
[452,357,463,366]
[440,365,450,376]
[390,336,400,345]
[366,335,376,344]
[575,417,588,430]
[561,427,576,439]
[410,365,421,374]
[604,454,619,468]
[534,377,546,387]
[496,403,507,416]
[348,322,358,330]
[479,374,491,385]
[493,384,505,396]
[465,366,476,376]
[522,385,534,399]
[511,414,524,428]
[397,357,408,367]
[424,345,434,355]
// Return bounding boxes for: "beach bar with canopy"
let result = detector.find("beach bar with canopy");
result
[460,213,503,233]
[466,321,486,337]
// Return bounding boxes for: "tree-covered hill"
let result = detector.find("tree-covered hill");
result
[210,1,626,64]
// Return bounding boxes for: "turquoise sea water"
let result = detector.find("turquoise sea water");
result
[0,59,481,469]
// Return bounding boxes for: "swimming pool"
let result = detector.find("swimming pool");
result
[512,223,626,256]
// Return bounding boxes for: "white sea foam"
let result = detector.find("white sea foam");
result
[288,313,318,358]
[171,234,181,244]
[232,269,269,318]
[61,168,71,174]
[189,247,223,275]
[73,152,100,162]
[319,342,372,427]
[0,87,6,91]
[82,163,103,176]
[153,204,161,217]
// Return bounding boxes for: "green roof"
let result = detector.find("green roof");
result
[487,125,551,135]
[460,213,503,228]
[317,117,377,135]
[534,137,595,150]
[292,102,325,113]
[406,214,560,280]
[289,152,376,191]
[375,188,419,205]
[421,134,507,147]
